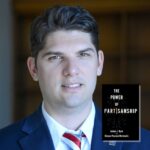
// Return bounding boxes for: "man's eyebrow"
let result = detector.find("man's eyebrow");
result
[41,51,63,57]
[77,48,96,53]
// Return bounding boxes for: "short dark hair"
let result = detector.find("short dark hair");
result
[30,5,99,58]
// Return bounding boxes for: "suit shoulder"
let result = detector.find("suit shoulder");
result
[0,118,26,140]
[0,118,27,150]
[121,128,150,150]
[0,107,43,150]
[0,106,41,139]
[141,127,150,141]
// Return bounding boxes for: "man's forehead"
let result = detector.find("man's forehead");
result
[45,30,93,44]
[40,30,95,53]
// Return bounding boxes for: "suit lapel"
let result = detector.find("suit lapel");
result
[18,104,124,150]
[91,105,123,150]
[19,107,55,150]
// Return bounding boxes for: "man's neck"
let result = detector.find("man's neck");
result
[44,100,92,130]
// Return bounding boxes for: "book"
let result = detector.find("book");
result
[102,84,140,141]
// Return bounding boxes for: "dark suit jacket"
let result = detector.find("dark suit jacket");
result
[0,105,150,150]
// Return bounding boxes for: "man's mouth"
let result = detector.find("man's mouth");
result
[62,83,82,88]
[61,83,83,92]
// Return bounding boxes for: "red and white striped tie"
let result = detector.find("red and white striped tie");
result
[62,132,86,150]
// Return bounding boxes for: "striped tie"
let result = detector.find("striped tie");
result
[63,131,86,150]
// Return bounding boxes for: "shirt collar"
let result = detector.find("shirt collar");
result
[42,102,67,147]
[42,101,95,148]
[79,102,95,144]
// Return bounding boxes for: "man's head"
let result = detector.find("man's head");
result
[30,5,99,60]
[27,5,104,119]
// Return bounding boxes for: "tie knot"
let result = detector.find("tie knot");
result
[63,131,86,150]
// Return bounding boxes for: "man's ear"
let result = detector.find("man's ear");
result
[97,50,104,76]
[27,57,38,81]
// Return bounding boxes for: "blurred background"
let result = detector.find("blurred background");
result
[0,0,150,129]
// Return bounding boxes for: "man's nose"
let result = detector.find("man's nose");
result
[63,59,79,77]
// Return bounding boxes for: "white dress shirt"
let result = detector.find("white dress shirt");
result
[42,101,95,150]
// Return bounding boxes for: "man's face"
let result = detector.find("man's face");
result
[27,30,104,112]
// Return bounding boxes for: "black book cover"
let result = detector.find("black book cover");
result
[102,84,140,141]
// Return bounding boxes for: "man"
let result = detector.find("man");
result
[0,5,150,150]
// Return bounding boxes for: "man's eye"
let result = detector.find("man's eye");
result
[79,52,90,57]
[48,55,63,61]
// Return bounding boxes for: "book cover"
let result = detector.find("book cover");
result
[102,84,140,141]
